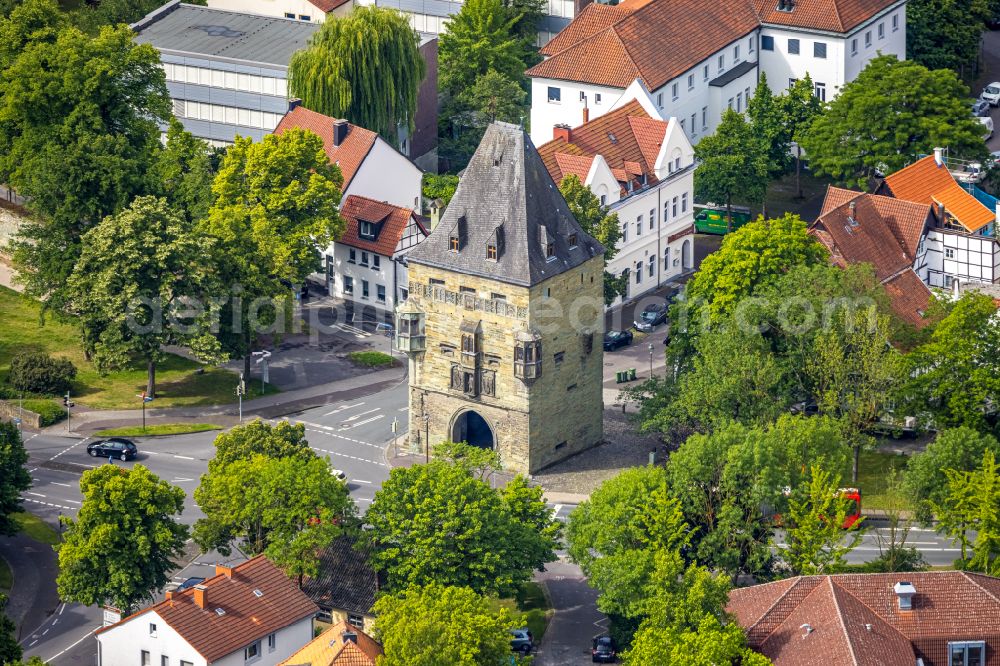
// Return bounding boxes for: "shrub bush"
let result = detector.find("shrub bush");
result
[22,399,66,426]
[349,351,397,368]
[7,352,77,395]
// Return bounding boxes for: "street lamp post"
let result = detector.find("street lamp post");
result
[236,374,245,423]
[648,342,654,379]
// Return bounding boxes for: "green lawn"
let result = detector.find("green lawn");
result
[95,423,224,437]
[490,581,553,642]
[14,512,61,546]
[843,449,911,511]
[0,286,277,409]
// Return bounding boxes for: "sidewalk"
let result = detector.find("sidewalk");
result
[43,366,406,435]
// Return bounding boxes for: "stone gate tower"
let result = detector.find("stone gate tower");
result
[395,123,606,474]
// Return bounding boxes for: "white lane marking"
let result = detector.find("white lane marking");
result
[324,402,365,416]
[43,627,97,662]
[51,482,72,488]
[59,604,65,615]
[48,437,90,463]
[351,479,372,484]
[28,640,37,647]
[341,408,381,422]
[171,477,194,483]
[355,497,373,502]
[173,455,194,460]
[144,451,160,455]
[398,407,409,412]
[64,499,81,505]
[552,504,563,519]
[21,497,76,511]
[313,447,387,467]
[340,414,384,429]
[52,618,58,626]
[296,424,384,450]
[26,491,46,497]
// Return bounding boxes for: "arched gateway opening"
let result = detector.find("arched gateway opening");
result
[452,410,495,449]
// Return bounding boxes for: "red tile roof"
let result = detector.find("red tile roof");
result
[883,269,932,329]
[307,0,352,11]
[339,195,425,257]
[530,0,897,89]
[752,0,898,33]
[881,155,995,233]
[536,99,669,193]
[279,620,383,666]
[528,0,760,90]
[728,572,1000,666]
[96,556,318,663]
[274,106,378,191]
[810,189,933,328]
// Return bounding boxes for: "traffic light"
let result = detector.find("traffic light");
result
[63,393,74,408]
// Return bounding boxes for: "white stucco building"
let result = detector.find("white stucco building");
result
[325,195,429,312]
[273,105,427,309]
[535,85,695,307]
[526,0,906,147]
[95,558,317,666]
[206,0,353,22]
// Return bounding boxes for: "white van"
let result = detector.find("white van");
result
[979,116,994,140]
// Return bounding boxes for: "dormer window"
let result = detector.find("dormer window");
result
[487,243,497,260]
[546,242,555,259]
[359,221,375,239]
[450,236,459,252]
[568,233,577,248]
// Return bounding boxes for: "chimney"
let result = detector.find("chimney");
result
[893,581,916,610]
[553,124,571,143]
[165,590,174,601]
[342,630,358,644]
[582,107,590,123]
[215,563,234,579]
[933,147,943,167]
[333,119,350,147]
[287,98,302,113]
[193,584,208,609]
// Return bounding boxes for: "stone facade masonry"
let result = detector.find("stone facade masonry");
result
[405,255,605,474]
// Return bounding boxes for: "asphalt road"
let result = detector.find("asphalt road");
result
[19,380,407,665]
[14,367,965,664]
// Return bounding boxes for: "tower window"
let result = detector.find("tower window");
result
[514,339,542,380]
[450,236,459,251]
[487,244,497,260]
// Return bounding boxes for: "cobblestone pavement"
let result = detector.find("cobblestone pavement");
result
[532,409,666,495]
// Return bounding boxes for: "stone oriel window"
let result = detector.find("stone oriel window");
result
[514,339,542,380]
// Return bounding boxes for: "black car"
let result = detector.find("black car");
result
[634,303,668,332]
[603,330,633,351]
[592,635,617,662]
[510,628,534,654]
[86,438,137,461]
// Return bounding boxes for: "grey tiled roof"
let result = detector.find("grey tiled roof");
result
[301,534,379,617]
[132,1,319,66]
[406,122,604,287]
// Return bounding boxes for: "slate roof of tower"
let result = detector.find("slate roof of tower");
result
[406,122,604,287]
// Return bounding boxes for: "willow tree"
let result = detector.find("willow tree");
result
[288,6,425,144]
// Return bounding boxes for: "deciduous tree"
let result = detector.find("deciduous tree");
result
[933,449,1000,573]
[747,74,790,189]
[897,293,1000,435]
[907,0,991,78]
[905,427,1000,524]
[374,584,521,666]
[0,421,31,537]
[0,593,21,665]
[559,174,624,303]
[439,0,530,97]
[694,109,770,228]
[193,422,354,584]
[288,7,425,143]
[366,458,558,596]
[56,465,188,613]
[152,118,216,224]
[784,466,864,575]
[201,128,344,379]
[801,55,987,188]
[776,74,823,198]
[67,196,221,397]
[2,19,169,314]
